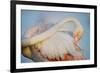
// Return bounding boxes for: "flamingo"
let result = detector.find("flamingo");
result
[22,17,85,62]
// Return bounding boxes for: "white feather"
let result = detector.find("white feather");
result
[37,31,81,59]
[22,17,84,61]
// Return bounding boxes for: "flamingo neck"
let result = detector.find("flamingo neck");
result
[22,17,83,47]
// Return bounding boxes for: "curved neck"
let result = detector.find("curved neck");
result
[22,17,83,47]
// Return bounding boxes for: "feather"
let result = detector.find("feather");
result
[22,17,84,61]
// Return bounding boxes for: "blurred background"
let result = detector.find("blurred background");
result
[21,10,90,63]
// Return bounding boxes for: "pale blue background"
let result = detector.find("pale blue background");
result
[21,10,90,63]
